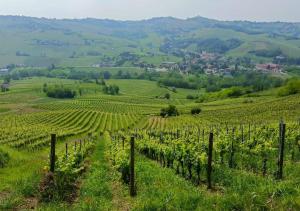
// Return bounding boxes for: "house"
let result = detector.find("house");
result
[160,62,179,70]
[0,68,9,74]
[200,51,217,61]
[255,63,282,73]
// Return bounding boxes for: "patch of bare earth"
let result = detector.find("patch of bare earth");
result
[0,191,10,201]
[16,197,38,210]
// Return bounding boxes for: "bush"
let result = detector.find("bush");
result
[226,87,244,97]
[44,85,76,99]
[191,108,202,115]
[278,79,300,96]
[186,95,198,100]
[103,84,120,95]
[164,93,170,99]
[243,99,254,104]
[0,149,9,168]
[160,105,179,117]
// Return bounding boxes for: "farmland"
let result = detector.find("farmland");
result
[0,76,299,210]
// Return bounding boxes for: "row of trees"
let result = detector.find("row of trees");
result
[160,105,202,117]
[43,84,76,99]
[102,85,120,95]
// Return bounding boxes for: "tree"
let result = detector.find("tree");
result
[3,75,11,84]
[103,84,120,95]
[164,93,170,99]
[191,107,202,115]
[43,83,48,93]
[278,79,300,96]
[103,71,111,80]
[44,85,76,99]
[160,105,179,118]
[48,64,55,71]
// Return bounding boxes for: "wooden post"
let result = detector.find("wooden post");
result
[241,125,244,143]
[226,123,229,134]
[130,136,136,196]
[207,132,213,189]
[277,121,286,179]
[229,128,235,168]
[75,141,77,151]
[50,134,56,172]
[65,143,68,159]
[80,140,82,151]
[262,156,267,177]
[248,123,251,141]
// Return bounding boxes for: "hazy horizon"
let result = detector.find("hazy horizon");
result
[0,0,300,22]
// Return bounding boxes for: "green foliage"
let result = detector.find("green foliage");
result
[103,84,120,95]
[160,105,179,117]
[159,77,197,89]
[186,94,198,100]
[164,93,170,99]
[3,75,11,84]
[44,85,76,99]
[278,78,300,96]
[226,86,245,97]
[105,132,130,184]
[191,107,202,115]
[39,139,95,202]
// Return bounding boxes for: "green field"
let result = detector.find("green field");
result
[0,77,299,210]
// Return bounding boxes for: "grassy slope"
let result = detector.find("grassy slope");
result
[73,137,114,210]
[2,18,300,67]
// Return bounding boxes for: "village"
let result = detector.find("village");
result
[153,51,284,76]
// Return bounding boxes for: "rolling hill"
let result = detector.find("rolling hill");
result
[1,16,300,67]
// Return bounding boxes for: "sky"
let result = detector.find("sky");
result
[0,0,299,22]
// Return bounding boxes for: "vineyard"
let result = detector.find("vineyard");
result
[104,121,300,210]
[0,77,299,210]
[111,122,300,182]
[0,110,141,150]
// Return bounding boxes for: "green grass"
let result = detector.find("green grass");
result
[73,137,113,210]
[0,107,10,113]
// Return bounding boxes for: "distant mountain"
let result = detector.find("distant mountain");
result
[1,15,300,67]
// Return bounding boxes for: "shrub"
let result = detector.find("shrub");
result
[243,99,254,104]
[226,87,244,97]
[160,105,179,117]
[103,84,120,95]
[164,93,170,99]
[191,108,202,115]
[195,95,206,103]
[278,79,300,96]
[44,85,76,99]
[186,95,198,100]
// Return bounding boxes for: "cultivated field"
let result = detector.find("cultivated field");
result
[0,77,299,210]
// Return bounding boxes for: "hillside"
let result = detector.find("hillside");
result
[0,77,299,210]
[1,16,300,67]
